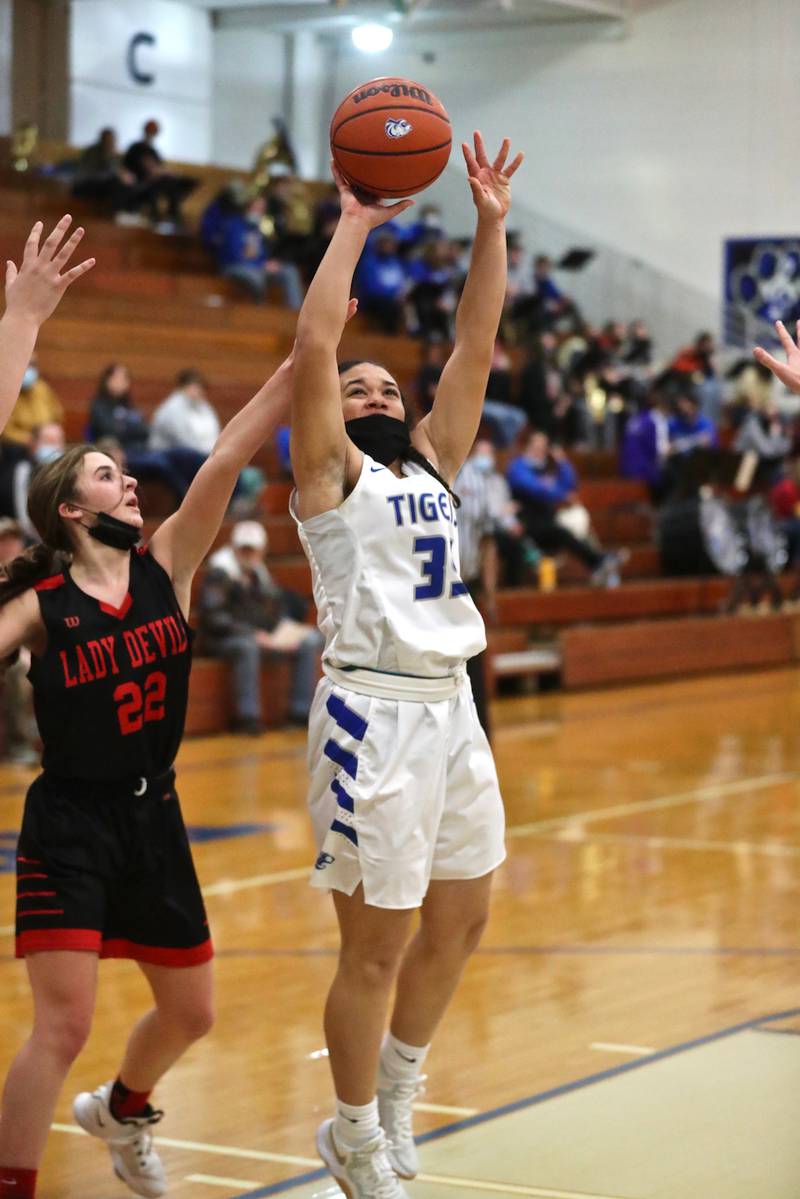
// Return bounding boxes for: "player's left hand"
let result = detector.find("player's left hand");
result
[5,215,95,326]
[754,320,800,395]
[462,132,523,222]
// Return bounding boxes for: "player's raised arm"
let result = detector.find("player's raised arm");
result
[415,132,523,483]
[0,216,95,430]
[754,320,800,393]
[291,165,412,520]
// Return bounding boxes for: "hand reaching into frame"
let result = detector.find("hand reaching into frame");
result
[462,131,524,223]
[4,215,95,327]
[753,320,800,394]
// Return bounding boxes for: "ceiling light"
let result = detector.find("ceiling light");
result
[351,23,394,53]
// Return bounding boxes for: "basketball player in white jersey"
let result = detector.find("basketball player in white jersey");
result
[290,131,522,1198]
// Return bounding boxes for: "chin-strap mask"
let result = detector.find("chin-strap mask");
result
[345,414,411,466]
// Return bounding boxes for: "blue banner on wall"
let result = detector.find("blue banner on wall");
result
[724,236,800,348]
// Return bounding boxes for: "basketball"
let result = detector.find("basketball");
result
[330,76,452,198]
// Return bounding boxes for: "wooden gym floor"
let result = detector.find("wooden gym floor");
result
[0,666,798,1198]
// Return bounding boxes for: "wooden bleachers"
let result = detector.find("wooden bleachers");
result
[5,163,790,727]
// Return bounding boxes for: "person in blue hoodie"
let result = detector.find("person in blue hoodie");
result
[354,228,408,333]
[507,430,622,586]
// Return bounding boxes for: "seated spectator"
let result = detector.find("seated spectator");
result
[517,334,562,435]
[406,239,458,340]
[401,204,447,252]
[217,195,304,309]
[13,423,66,538]
[466,437,541,587]
[200,182,247,256]
[355,229,408,334]
[504,235,530,314]
[123,118,199,230]
[305,184,341,281]
[71,127,139,219]
[0,519,38,764]
[486,337,514,406]
[622,319,653,366]
[415,339,447,415]
[507,430,622,586]
[264,173,314,272]
[671,330,723,424]
[511,254,574,337]
[150,369,220,455]
[199,521,323,732]
[3,355,63,448]
[668,388,719,456]
[733,393,791,484]
[620,395,671,502]
[770,464,800,584]
[88,363,204,502]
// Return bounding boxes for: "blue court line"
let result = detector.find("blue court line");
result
[232,1004,800,1199]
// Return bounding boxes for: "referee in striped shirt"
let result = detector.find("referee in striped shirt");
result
[455,439,500,738]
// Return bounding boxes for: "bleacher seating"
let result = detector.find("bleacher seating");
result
[3,152,793,733]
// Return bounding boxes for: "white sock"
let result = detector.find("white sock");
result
[333,1097,381,1150]
[380,1031,430,1081]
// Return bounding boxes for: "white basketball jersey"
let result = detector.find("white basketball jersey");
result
[291,454,486,677]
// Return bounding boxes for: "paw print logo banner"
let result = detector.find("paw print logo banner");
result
[724,236,800,348]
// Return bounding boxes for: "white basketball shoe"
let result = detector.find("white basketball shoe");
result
[377,1071,426,1179]
[316,1118,409,1199]
[73,1081,167,1198]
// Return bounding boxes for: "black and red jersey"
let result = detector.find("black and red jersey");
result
[29,547,193,782]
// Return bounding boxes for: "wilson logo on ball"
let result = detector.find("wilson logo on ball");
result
[385,118,413,140]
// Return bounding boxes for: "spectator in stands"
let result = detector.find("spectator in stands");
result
[620,394,671,502]
[216,195,304,309]
[504,235,530,315]
[622,319,653,365]
[88,363,204,502]
[517,334,561,435]
[264,173,314,274]
[355,228,408,334]
[3,354,63,447]
[733,392,791,484]
[467,436,540,587]
[123,118,199,230]
[770,463,800,582]
[454,444,500,737]
[199,521,323,733]
[0,518,38,763]
[200,182,247,257]
[671,330,723,424]
[406,238,458,340]
[415,339,447,415]
[667,387,719,456]
[71,127,139,220]
[507,430,622,587]
[150,369,220,456]
[305,183,341,281]
[12,423,66,538]
[511,254,573,337]
[401,203,447,252]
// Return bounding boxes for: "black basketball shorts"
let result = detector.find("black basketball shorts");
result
[14,772,212,965]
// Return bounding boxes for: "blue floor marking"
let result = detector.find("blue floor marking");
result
[186,822,279,844]
[231,1004,800,1199]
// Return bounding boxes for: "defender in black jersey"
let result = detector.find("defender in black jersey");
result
[0,214,305,1199]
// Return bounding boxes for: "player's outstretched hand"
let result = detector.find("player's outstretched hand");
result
[331,161,414,231]
[753,320,800,394]
[462,131,523,223]
[4,215,95,327]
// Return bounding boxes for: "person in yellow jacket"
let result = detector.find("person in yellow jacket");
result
[4,354,64,447]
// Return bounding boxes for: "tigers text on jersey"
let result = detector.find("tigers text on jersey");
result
[29,547,193,782]
[291,453,486,677]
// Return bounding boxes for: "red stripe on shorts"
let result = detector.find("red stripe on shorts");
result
[100,938,214,967]
[16,928,102,957]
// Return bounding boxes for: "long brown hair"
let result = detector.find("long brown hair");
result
[0,444,96,608]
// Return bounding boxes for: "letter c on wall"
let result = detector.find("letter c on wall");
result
[128,31,156,86]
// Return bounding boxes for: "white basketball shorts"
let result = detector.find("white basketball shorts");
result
[306,675,506,909]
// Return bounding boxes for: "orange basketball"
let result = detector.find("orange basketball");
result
[330,77,452,199]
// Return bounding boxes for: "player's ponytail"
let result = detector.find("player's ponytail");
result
[401,444,461,509]
[0,444,94,610]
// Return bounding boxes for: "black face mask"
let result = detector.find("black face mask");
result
[345,414,411,466]
[78,510,141,552]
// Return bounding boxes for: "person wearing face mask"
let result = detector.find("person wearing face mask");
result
[0,219,306,1199]
[3,357,64,449]
[290,131,523,1198]
[216,196,304,309]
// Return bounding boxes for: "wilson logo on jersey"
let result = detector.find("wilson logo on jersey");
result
[64,616,80,628]
[385,117,413,140]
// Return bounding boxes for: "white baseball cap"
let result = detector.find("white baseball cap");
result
[231,521,267,550]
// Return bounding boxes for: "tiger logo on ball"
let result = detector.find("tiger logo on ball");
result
[385,117,413,140]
